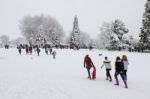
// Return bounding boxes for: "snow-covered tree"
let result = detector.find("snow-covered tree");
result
[9,37,27,47]
[113,19,129,49]
[0,35,10,47]
[88,39,97,49]
[97,22,119,50]
[70,16,80,48]
[97,20,129,50]
[125,35,138,47]
[97,22,114,49]
[139,0,150,49]
[79,31,91,48]
[19,15,64,46]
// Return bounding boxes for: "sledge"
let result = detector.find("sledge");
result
[92,66,96,80]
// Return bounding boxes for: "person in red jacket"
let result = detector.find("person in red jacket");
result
[84,54,95,80]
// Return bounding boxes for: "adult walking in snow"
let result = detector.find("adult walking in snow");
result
[83,54,95,80]
[114,56,128,88]
[122,55,129,80]
[52,50,56,59]
[18,46,22,55]
[49,48,52,55]
[29,46,32,55]
[101,56,112,82]
[45,46,48,55]
[37,47,40,56]
[25,45,29,54]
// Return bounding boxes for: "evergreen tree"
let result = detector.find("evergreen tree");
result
[139,0,150,49]
[70,16,80,48]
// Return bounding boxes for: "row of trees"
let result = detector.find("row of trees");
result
[0,35,27,48]
[18,14,134,50]
[18,15,95,49]
[1,0,149,51]
[0,15,135,50]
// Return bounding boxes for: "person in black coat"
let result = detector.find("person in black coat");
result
[37,47,40,56]
[17,46,21,55]
[114,56,128,88]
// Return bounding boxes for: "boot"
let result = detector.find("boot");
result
[109,75,112,82]
[123,80,128,88]
[88,76,91,80]
[125,75,127,81]
[109,79,112,82]
[114,78,119,85]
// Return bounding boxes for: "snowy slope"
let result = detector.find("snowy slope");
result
[0,48,150,99]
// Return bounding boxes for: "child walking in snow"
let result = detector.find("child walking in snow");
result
[52,50,56,59]
[101,56,112,82]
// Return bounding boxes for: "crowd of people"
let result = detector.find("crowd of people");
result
[17,44,57,59]
[83,54,129,88]
[17,44,129,89]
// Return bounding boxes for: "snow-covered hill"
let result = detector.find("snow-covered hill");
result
[0,48,150,99]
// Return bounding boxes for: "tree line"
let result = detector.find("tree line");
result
[0,0,150,51]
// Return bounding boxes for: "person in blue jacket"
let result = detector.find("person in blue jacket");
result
[122,55,129,80]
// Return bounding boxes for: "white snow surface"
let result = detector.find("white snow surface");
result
[0,48,150,99]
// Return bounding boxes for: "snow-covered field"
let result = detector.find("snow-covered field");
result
[0,48,150,99]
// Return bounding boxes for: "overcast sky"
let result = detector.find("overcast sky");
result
[0,0,147,40]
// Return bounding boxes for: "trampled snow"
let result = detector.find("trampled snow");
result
[0,48,150,99]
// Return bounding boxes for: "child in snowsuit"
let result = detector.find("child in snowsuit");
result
[101,57,112,82]
[45,47,48,55]
[52,50,56,59]
[83,54,95,80]
[114,56,128,88]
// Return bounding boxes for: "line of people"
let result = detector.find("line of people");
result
[17,46,57,59]
[83,54,129,88]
